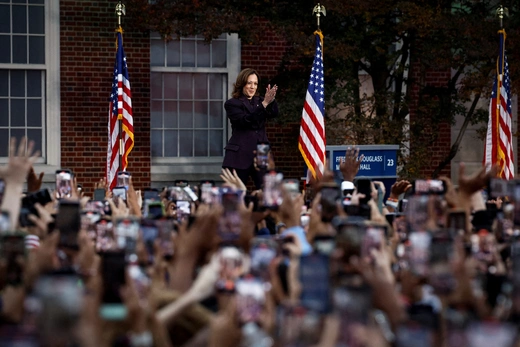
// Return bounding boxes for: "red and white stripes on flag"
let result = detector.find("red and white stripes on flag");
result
[299,31,326,180]
[484,29,514,180]
[107,29,134,190]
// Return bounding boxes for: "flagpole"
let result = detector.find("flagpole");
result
[115,2,125,173]
[495,5,508,175]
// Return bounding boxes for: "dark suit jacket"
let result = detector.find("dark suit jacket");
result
[222,95,279,170]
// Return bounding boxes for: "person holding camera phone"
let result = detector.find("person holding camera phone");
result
[222,68,278,189]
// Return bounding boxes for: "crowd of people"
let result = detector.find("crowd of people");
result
[0,136,519,346]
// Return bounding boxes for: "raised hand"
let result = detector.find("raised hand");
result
[220,168,247,191]
[339,147,364,182]
[26,166,45,193]
[458,162,498,198]
[0,137,40,185]
[389,180,412,199]
[262,84,278,107]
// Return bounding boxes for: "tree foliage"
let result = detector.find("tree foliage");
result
[126,0,520,177]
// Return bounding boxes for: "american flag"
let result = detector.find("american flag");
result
[299,31,326,179]
[484,29,514,180]
[107,30,134,189]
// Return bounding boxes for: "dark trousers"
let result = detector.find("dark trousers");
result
[223,164,263,190]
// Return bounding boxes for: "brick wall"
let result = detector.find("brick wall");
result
[408,58,452,179]
[241,19,305,181]
[60,1,151,194]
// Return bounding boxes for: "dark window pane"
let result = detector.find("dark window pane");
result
[194,101,207,128]
[163,101,177,128]
[209,74,223,100]
[0,99,8,126]
[194,130,208,157]
[11,99,25,126]
[179,130,193,156]
[0,6,10,33]
[197,41,210,67]
[12,0,27,3]
[151,101,162,128]
[0,36,10,63]
[150,39,165,67]
[0,70,7,96]
[164,74,177,99]
[209,101,223,128]
[166,40,180,67]
[29,36,44,64]
[28,6,44,34]
[27,99,41,126]
[12,36,27,64]
[181,40,195,67]
[209,130,223,156]
[150,72,162,99]
[27,128,41,155]
[12,5,27,34]
[193,73,207,100]
[179,101,192,129]
[0,129,7,156]
[151,130,163,157]
[26,70,41,97]
[29,0,45,4]
[164,130,178,157]
[212,41,227,68]
[10,70,25,97]
[178,74,192,99]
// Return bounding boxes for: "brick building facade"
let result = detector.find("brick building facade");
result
[2,1,508,195]
[57,1,303,193]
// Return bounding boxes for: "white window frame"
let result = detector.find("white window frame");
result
[151,34,240,183]
[0,0,60,174]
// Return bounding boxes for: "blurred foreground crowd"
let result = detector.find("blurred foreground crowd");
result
[0,138,519,347]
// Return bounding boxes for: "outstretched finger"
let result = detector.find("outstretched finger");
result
[9,137,16,158]
[26,139,35,158]
[16,137,27,157]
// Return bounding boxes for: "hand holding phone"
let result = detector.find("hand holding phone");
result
[218,188,242,242]
[215,246,247,293]
[413,179,446,195]
[176,200,191,222]
[236,277,266,324]
[256,142,270,170]
[117,171,131,189]
[55,170,73,199]
[93,188,106,201]
[299,252,331,313]
[99,251,127,320]
[114,217,140,257]
[56,200,81,249]
[263,171,283,209]
[356,178,373,205]
[112,186,127,201]
[199,180,215,204]
[320,183,340,223]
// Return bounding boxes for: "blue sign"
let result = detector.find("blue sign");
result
[327,145,398,178]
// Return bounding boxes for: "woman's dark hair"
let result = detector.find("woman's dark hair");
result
[231,68,260,99]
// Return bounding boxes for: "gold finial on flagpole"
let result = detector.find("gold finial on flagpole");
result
[115,1,126,27]
[313,3,326,30]
[496,5,508,29]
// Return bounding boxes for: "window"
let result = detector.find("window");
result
[150,32,240,181]
[0,0,59,165]
[150,72,227,158]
